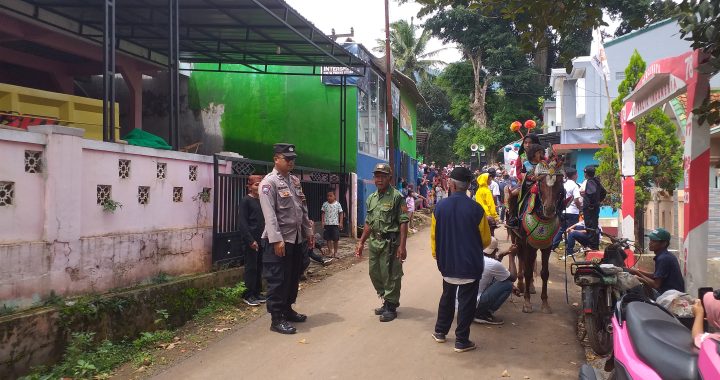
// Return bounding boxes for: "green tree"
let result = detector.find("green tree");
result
[417,79,459,165]
[595,50,682,238]
[374,19,445,81]
[411,0,679,76]
[678,0,720,126]
[424,6,520,127]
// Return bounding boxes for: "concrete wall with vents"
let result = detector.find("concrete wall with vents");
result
[0,126,215,309]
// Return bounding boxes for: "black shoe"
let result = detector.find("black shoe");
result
[286,310,307,323]
[431,332,446,343]
[243,296,260,307]
[454,340,477,353]
[473,312,504,325]
[374,304,386,316]
[270,320,296,334]
[379,304,397,322]
[256,294,267,303]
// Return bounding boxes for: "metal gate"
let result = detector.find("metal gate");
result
[212,154,345,267]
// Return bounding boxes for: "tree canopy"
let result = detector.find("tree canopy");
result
[678,0,720,126]
[374,19,445,81]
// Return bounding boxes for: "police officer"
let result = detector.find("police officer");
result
[259,143,314,334]
[355,163,409,322]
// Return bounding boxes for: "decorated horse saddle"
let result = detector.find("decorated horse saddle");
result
[520,192,560,250]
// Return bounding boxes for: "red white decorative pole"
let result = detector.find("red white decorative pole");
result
[620,102,636,243]
[682,50,711,293]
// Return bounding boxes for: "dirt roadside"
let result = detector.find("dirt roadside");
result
[114,215,591,379]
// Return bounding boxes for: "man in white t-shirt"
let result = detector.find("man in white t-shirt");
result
[551,168,582,253]
[474,244,518,325]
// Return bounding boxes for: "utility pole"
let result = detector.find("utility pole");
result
[384,0,395,180]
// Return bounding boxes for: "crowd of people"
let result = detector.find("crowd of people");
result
[239,140,686,355]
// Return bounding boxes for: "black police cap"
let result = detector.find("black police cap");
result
[273,143,297,158]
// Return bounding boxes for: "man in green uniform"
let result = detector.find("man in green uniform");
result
[355,163,409,322]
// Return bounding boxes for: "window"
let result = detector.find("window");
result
[616,72,625,80]
[358,70,387,159]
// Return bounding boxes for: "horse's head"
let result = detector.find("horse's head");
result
[534,158,565,219]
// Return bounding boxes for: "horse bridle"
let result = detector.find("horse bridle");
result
[532,160,565,220]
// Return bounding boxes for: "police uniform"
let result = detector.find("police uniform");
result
[365,163,410,320]
[259,143,313,334]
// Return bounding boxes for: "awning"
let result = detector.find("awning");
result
[0,0,366,74]
[552,143,607,153]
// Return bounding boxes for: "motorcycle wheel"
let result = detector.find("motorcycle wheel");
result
[584,287,613,356]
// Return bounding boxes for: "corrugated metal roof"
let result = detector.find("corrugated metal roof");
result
[1,0,364,71]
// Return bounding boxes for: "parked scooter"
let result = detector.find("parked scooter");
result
[571,232,637,356]
[579,293,720,380]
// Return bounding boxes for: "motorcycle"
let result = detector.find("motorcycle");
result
[579,293,718,380]
[571,232,638,356]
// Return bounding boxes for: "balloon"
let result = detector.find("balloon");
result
[524,120,537,129]
[510,121,522,132]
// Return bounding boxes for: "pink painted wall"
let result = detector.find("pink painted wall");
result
[79,143,213,236]
[0,127,218,308]
[0,131,46,243]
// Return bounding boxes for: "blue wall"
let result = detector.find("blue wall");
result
[357,153,387,225]
[573,149,617,218]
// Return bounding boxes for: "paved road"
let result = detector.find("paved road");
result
[153,229,584,380]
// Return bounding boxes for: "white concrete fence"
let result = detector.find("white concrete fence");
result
[0,126,215,309]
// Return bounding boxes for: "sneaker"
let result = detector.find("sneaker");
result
[256,294,267,303]
[473,313,504,325]
[454,340,477,353]
[431,332,446,343]
[322,258,334,266]
[243,296,260,307]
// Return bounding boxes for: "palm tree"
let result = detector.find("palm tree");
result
[374,18,446,81]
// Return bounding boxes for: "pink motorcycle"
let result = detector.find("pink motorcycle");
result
[579,294,720,380]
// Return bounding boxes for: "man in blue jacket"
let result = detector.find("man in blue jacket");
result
[431,166,492,353]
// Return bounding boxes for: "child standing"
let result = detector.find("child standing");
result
[406,190,417,233]
[321,191,344,259]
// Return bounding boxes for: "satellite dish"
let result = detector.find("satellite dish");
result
[470,144,479,152]
[478,145,486,152]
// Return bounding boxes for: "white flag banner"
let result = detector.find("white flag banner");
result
[590,29,610,78]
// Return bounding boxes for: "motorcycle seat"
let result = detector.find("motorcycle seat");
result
[626,302,698,380]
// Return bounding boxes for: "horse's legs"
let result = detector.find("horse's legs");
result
[530,260,537,294]
[540,248,552,313]
[522,248,537,313]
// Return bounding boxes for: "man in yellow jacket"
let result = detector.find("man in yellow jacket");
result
[474,172,499,222]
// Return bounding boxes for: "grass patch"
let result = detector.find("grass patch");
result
[20,330,174,380]
[22,282,247,379]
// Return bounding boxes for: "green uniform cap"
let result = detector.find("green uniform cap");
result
[373,163,392,174]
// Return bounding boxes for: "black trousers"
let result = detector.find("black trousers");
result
[263,240,305,320]
[434,279,479,343]
[243,243,263,298]
[583,207,601,249]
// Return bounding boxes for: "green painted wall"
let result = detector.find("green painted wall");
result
[396,91,417,159]
[188,65,357,172]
